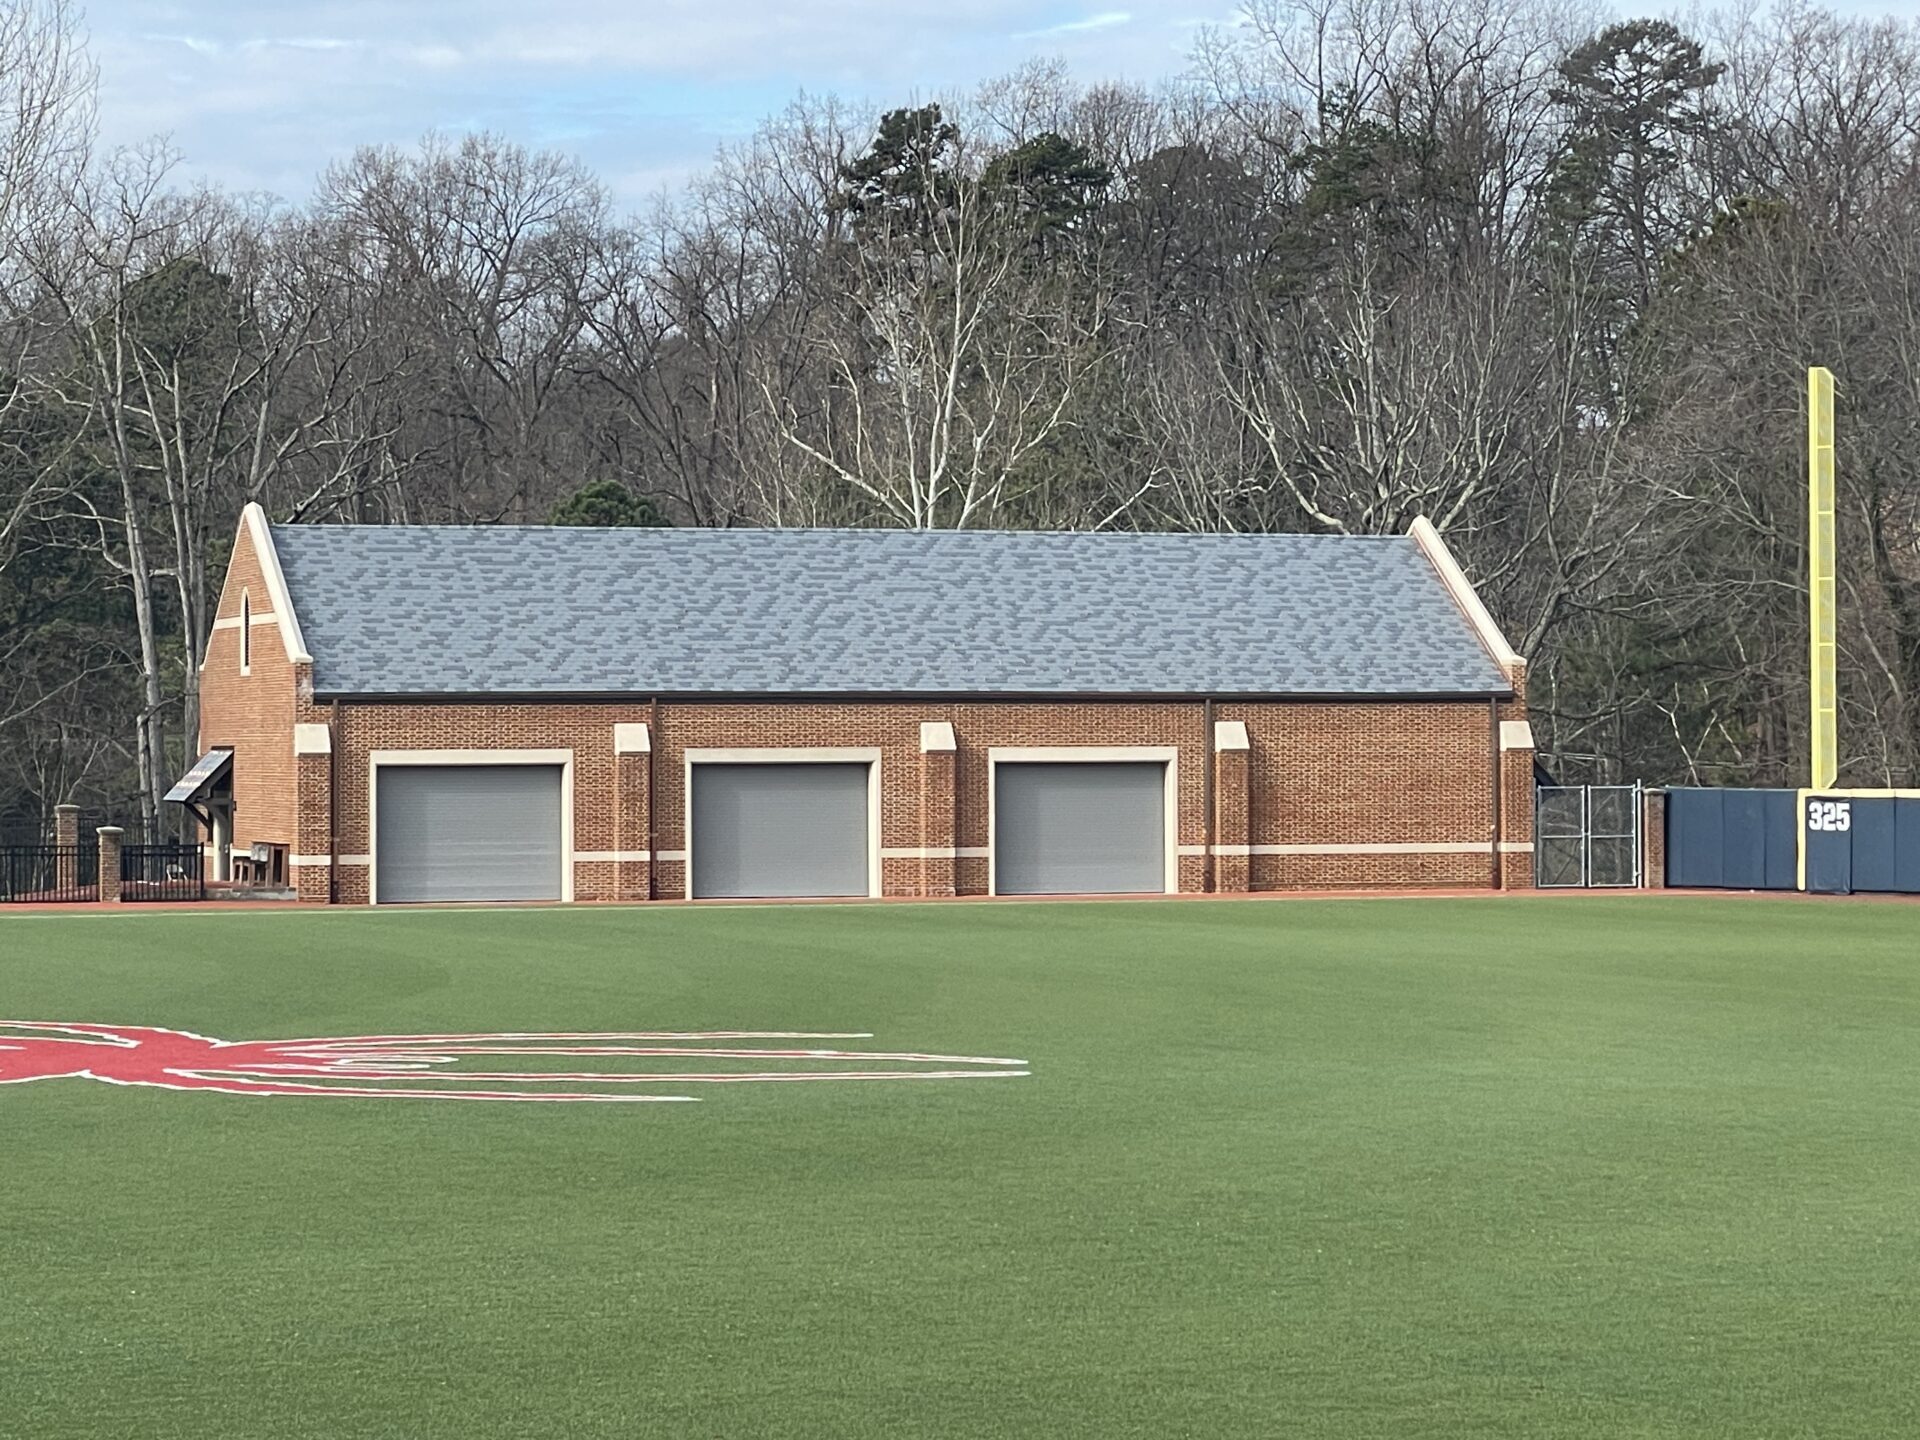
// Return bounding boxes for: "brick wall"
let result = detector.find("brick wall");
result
[268,693,1534,903]
[196,521,298,858]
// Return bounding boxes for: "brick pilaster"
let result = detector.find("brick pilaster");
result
[616,748,652,901]
[294,724,334,903]
[1213,722,1250,893]
[919,721,957,898]
[1497,717,1536,891]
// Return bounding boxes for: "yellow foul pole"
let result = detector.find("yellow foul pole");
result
[1808,366,1837,791]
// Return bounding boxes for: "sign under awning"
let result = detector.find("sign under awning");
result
[165,748,233,805]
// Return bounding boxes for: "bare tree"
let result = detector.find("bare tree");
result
[314,134,609,522]
[0,0,91,582]
[756,107,1112,528]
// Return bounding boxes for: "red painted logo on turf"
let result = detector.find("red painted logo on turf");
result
[0,1023,1029,1103]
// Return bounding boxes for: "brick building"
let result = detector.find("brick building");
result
[180,504,1535,904]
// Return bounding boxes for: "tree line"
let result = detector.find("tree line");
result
[3,0,1919,838]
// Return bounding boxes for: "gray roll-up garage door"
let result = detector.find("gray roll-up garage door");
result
[375,765,564,903]
[995,761,1167,895]
[691,763,870,899]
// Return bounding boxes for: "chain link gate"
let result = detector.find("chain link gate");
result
[1535,784,1642,888]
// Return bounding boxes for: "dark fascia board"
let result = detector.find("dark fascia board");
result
[314,687,1514,705]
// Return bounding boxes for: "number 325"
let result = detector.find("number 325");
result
[1809,800,1852,833]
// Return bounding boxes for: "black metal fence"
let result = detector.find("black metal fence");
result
[0,845,99,903]
[119,844,206,903]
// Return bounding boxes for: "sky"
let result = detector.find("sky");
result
[88,0,1916,214]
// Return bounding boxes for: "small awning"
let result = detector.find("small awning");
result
[165,748,233,805]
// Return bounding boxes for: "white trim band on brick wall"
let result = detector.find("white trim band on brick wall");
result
[1247,841,1536,856]
[1258,842,1483,855]
[291,845,1536,874]
[1499,720,1535,751]
[1186,842,1535,856]
[293,723,331,756]
[299,843,1532,869]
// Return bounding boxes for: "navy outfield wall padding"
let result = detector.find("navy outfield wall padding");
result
[1849,800,1897,894]
[1765,795,1801,891]
[1805,794,1920,896]
[1899,801,1920,891]
[1802,795,1853,895]
[1722,790,1769,889]
[1665,788,1723,888]
[1663,788,1800,891]
[1669,788,1920,895]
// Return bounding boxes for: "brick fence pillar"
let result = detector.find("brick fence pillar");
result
[54,803,80,891]
[614,722,652,902]
[919,721,957,898]
[1212,721,1250,893]
[96,826,124,903]
[1642,789,1666,890]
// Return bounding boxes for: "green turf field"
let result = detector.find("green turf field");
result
[4,896,1920,1438]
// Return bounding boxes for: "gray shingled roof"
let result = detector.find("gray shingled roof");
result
[269,525,1512,698]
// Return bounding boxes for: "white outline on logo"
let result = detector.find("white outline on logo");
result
[0,1024,1031,1104]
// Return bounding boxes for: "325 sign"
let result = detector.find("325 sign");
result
[1807,799,1853,833]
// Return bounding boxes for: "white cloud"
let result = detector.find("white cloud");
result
[239,36,359,52]
[1015,11,1132,39]
[405,43,468,70]
[89,0,1209,207]
[143,32,223,57]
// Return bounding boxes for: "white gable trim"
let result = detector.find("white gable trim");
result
[242,502,313,665]
[1408,516,1520,671]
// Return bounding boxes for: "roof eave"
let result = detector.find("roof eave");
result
[309,686,1515,705]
